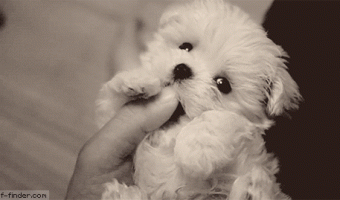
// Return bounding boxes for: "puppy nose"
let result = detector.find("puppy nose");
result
[173,63,193,81]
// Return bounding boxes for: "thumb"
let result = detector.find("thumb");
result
[107,86,178,157]
[133,87,179,132]
[78,87,178,171]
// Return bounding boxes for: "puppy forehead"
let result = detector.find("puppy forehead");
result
[160,0,256,39]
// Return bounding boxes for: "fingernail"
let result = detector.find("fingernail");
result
[158,87,177,104]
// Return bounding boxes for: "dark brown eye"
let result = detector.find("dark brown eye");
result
[214,77,231,94]
[179,42,193,52]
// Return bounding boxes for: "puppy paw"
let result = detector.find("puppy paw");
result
[174,111,234,179]
[102,179,146,200]
[174,111,256,179]
[247,166,277,200]
[229,166,279,200]
[174,129,231,179]
[229,175,252,200]
[95,68,161,128]
[108,69,161,99]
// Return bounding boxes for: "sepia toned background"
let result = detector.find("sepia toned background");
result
[1,0,338,199]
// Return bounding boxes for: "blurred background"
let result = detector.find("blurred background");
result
[0,0,338,199]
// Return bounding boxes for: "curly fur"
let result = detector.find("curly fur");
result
[96,0,301,199]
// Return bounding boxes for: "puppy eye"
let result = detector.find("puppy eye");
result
[179,42,193,52]
[214,77,231,94]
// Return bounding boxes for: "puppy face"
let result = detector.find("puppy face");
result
[141,0,301,123]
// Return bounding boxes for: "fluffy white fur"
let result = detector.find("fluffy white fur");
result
[96,0,301,199]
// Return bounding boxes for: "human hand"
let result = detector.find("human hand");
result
[65,87,178,199]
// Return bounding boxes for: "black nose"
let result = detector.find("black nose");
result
[173,63,193,81]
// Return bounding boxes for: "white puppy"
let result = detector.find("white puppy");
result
[96,0,301,199]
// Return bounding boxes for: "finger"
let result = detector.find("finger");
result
[126,87,179,132]
[78,87,178,175]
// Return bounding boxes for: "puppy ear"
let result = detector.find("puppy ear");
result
[229,0,274,24]
[159,10,181,28]
[158,1,188,28]
[266,66,302,116]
